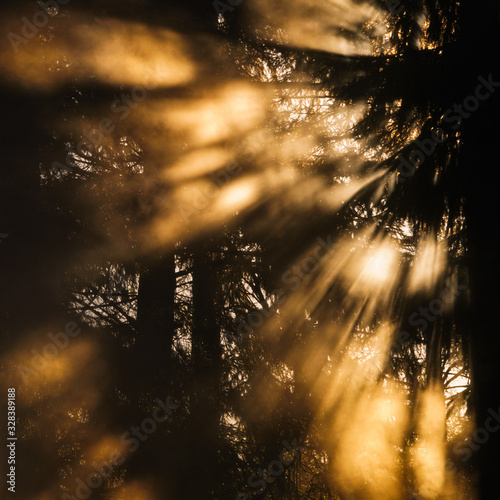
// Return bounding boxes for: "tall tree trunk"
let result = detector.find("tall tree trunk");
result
[121,252,177,491]
[460,3,500,495]
[0,89,72,498]
[0,91,68,347]
[135,252,177,382]
[186,248,224,498]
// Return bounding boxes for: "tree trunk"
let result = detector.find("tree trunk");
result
[460,3,500,494]
[122,252,177,491]
[186,248,224,498]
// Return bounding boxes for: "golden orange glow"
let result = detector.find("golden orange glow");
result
[316,324,394,413]
[359,242,399,287]
[87,435,127,464]
[81,20,196,87]
[109,481,158,500]
[0,3,473,498]
[409,235,446,294]
[161,148,233,182]
[251,0,385,56]
[214,178,259,212]
[155,83,268,147]
[319,171,389,213]
[410,383,447,499]
[0,16,196,90]
[329,381,408,500]
[3,338,97,400]
[339,230,401,313]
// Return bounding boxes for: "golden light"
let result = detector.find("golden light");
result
[161,148,233,182]
[250,0,385,56]
[215,178,258,212]
[87,435,127,464]
[360,243,398,287]
[410,383,447,499]
[342,234,401,305]
[0,2,474,498]
[82,19,196,87]
[156,82,268,148]
[109,481,159,500]
[3,338,97,400]
[408,235,446,295]
[328,380,409,500]
[0,16,196,90]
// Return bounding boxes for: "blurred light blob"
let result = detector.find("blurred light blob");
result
[109,481,158,500]
[408,234,446,295]
[260,226,401,346]
[87,435,127,464]
[250,0,384,55]
[410,383,447,499]
[7,339,96,396]
[343,233,401,302]
[330,381,409,500]
[161,148,234,182]
[159,83,267,147]
[81,19,195,87]
[360,242,399,287]
[0,16,195,90]
[317,323,395,414]
[215,178,259,212]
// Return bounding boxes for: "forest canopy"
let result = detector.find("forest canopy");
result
[1,0,499,499]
